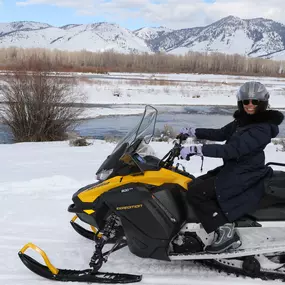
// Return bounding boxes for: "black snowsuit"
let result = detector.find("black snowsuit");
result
[187,110,284,233]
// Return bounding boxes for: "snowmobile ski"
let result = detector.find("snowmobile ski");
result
[18,243,142,284]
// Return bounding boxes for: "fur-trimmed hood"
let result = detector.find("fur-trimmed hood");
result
[233,109,284,126]
[233,109,284,139]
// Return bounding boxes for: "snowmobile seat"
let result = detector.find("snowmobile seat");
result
[184,171,285,224]
[247,170,285,221]
[263,170,285,199]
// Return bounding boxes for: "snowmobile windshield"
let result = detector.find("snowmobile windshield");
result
[96,105,157,180]
[112,105,157,154]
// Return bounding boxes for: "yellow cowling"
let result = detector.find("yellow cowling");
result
[78,168,192,203]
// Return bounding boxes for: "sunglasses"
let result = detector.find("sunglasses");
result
[242,99,259,106]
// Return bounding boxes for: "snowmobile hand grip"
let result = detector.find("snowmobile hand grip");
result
[176,133,189,143]
[19,243,59,275]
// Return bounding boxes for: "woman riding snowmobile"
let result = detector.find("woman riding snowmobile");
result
[179,81,284,254]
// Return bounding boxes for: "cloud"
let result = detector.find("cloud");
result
[16,0,94,8]
[15,0,285,29]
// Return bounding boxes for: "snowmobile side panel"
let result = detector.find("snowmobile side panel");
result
[103,183,179,238]
[102,183,185,261]
[152,183,187,222]
[120,217,171,261]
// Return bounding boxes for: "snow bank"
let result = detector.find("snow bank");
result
[1,139,285,284]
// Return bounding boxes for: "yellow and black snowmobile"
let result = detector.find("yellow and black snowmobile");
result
[19,105,285,283]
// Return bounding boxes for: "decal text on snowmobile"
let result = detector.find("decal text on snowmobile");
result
[116,204,143,210]
[121,188,133,193]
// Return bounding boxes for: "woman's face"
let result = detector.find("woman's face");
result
[243,99,258,115]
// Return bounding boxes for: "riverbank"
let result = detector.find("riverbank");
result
[77,73,285,114]
[1,73,285,120]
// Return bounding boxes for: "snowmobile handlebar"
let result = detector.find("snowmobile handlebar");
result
[176,133,189,142]
[159,134,198,169]
[159,139,185,168]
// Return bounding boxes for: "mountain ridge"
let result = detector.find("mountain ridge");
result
[1,16,285,60]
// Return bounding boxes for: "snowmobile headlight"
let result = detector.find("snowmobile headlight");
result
[96,169,113,181]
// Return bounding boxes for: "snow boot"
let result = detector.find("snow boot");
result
[205,223,241,253]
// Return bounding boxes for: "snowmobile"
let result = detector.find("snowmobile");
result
[19,105,285,283]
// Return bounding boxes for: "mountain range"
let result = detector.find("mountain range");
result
[1,16,285,60]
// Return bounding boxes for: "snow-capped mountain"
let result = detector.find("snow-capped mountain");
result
[152,16,285,58]
[0,21,51,36]
[0,22,151,53]
[133,26,173,41]
[1,17,285,59]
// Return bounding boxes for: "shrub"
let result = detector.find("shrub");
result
[0,57,86,142]
[154,124,176,142]
[69,137,92,147]
[274,138,285,152]
[104,135,121,143]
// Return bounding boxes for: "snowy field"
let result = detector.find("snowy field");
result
[77,72,285,119]
[1,72,285,119]
[1,139,285,285]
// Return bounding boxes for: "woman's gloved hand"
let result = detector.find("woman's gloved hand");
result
[179,127,196,137]
[180,145,203,160]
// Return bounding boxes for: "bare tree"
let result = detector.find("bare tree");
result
[0,58,86,142]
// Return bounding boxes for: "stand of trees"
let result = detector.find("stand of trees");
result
[0,47,284,77]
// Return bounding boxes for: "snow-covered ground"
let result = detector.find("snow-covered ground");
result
[75,73,285,118]
[1,139,285,285]
[0,72,284,119]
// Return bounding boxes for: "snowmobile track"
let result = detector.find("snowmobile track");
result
[199,259,285,281]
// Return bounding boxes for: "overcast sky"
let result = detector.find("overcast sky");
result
[1,0,284,30]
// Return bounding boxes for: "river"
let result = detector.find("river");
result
[1,105,285,143]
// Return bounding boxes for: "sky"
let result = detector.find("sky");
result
[1,0,285,30]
